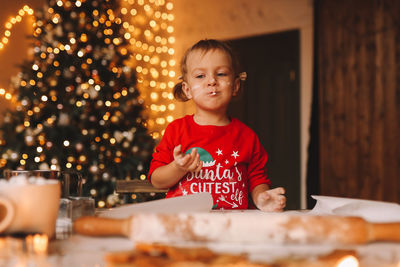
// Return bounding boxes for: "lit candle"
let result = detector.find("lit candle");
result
[336,255,359,267]
[26,234,48,254]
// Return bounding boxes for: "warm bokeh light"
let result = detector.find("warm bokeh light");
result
[26,234,48,254]
[98,200,106,208]
[0,6,34,50]
[336,255,359,267]
[1,0,170,207]
[121,0,176,139]
[0,5,35,100]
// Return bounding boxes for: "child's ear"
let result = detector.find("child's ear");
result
[182,82,192,99]
[232,78,240,96]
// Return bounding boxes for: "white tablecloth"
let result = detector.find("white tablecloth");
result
[2,195,400,267]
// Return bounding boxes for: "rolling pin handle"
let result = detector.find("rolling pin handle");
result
[73,216,131,238]
[370,222,400,243]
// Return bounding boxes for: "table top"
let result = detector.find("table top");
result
[2,234,400,267]
[2,195,400,267]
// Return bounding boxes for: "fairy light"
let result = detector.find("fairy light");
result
[0,5,35,100]
[122,0,176,139]
[0,5,34,51]
[1,1,176,191]
[98,200,105,208]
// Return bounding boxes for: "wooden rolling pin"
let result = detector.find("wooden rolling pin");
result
[73,212,400,245]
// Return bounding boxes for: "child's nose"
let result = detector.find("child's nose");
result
[208,75,216,85]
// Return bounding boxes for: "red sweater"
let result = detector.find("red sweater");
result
[149,115,271,209]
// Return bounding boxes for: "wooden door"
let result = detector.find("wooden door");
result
[228,30,301,209]
[316,0,400,202]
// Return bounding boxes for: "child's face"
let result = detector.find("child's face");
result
[182,49,240,114]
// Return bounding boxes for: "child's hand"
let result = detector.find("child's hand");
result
[254,187,286,212]
[173,144,203,173]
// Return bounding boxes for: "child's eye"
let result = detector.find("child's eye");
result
[195,74,205,79]
[217,72,228,77]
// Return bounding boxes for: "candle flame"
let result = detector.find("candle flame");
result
[26,234,48,254]
[336,255,359,267]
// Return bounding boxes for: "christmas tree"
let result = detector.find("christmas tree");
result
[0,0,155,207]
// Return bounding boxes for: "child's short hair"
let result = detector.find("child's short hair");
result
[173,39,242,102]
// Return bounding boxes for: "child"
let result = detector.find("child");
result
[148,39,286,211]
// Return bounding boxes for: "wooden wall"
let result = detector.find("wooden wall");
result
[316,0,400,202]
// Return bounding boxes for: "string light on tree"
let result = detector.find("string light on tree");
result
[0,0,155,207]
[0,88,13,101]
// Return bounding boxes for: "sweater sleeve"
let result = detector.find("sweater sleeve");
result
[247,134,271,192]
[148,123,175,182]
